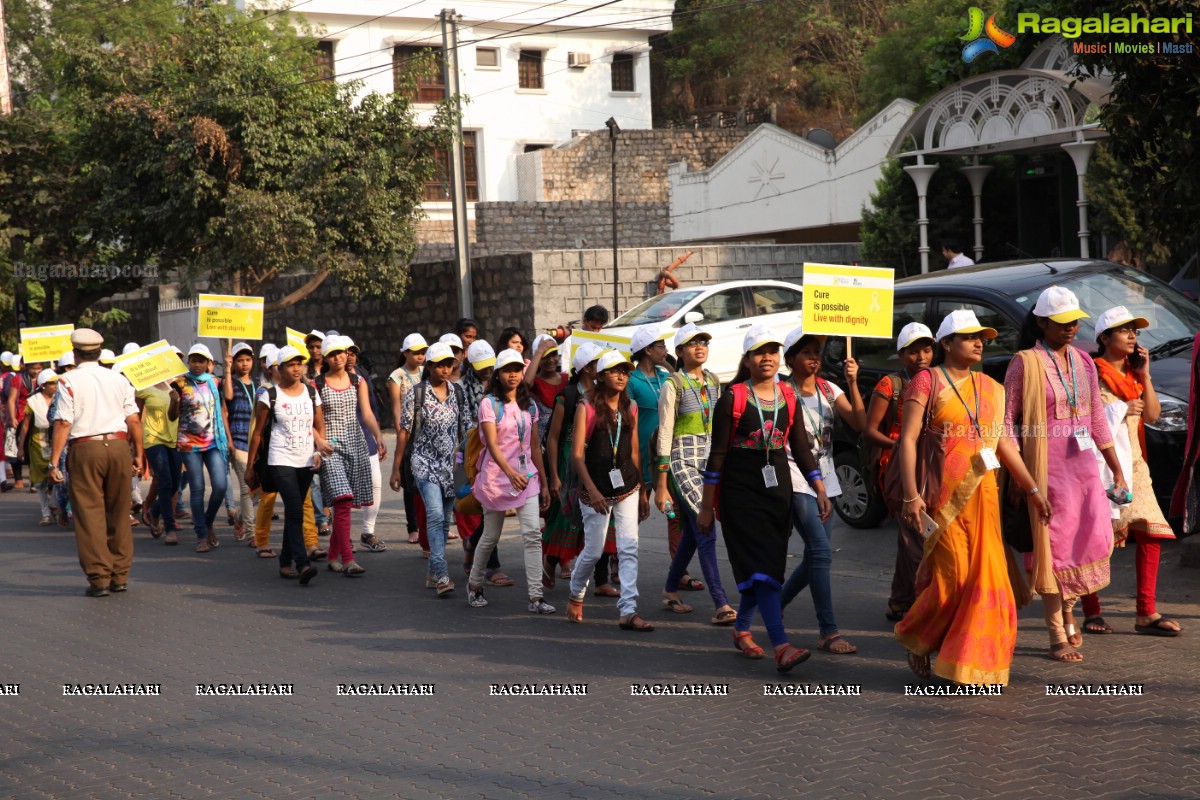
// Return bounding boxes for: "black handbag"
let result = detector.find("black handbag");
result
[252,387,277,494]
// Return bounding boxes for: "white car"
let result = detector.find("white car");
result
[606,279,805,383]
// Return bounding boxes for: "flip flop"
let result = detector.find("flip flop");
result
[256,548,277,559]
[662,598,693,614]
[818,634,858,655]
[486,571,515,587]
[1049,642,1084,662]
[1135,617,1181,637]
[710,609,737,626]
[619,614,654,632]
[678,577,705,591]
[1083,616,1113,634]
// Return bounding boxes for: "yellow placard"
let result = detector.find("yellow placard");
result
[113,340,187,391]
[801,263,895,339]
[19,324,75,364]
[197,294,264,339]
[286,327,308,353]
[565,329,632,370]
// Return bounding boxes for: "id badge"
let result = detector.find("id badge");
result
[818,455,835,485]
[979,447,1001,471]
[1073,428,1095,452]
[608,469,625,489]
[518,454,528,472]
[762,465,778,488]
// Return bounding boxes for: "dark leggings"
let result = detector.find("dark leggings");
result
[735,582,787,648]
[403,486,418,533]
[271,464,315,571]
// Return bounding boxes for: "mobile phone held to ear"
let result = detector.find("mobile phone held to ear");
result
[918,509,939,540]
[1127,349,1145,370]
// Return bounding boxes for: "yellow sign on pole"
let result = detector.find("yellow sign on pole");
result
[114,340,187,391]
[197,294,264,339]
[564,329,632,370]
[19,324,75,364]
[286,327,309,354]
[801,263,895,339]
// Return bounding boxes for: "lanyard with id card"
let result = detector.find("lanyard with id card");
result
[939,367,1000,471]
[750,383,781,488]
[798,380,836,483]
[607,409,624,490]
[515,405,529,473]
[1039,342,1094,452]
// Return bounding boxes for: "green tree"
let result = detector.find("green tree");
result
[1056,0,1199,262]
[0,0,453,330]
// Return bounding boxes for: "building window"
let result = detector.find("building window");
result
[476,47,499,68]
[611,52,635,92]
[314,40,335,80]
[394,45,445,103]
[426,131,479,202]
[518,50,543,89]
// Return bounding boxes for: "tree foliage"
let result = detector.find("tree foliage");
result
[1,0,452,336]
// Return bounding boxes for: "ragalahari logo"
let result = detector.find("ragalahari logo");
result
[961,7,1016,62]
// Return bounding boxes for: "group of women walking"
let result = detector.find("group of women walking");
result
[9,283,1188,686]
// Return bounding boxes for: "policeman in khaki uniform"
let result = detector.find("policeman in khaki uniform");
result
[49,329,144,597]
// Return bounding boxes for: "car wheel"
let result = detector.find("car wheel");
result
[832,450,887,530]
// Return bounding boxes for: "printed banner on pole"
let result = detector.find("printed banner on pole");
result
[286,327,309,354]
[114,340,187,391]
[19,324,75,364]
[197,294,264,339]
[801,263,895,339]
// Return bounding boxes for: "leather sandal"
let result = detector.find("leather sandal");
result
[567,598,584,623]
[733,631,764,659]
[618,614,654,632]
[774,644,811,672]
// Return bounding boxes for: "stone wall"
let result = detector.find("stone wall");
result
[473,201,668,254]
[526,129,751,202]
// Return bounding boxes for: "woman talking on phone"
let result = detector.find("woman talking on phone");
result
[895,311,1050,685]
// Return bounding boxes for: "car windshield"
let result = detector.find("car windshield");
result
[609,290,703,327]
[1011,267,1200,355]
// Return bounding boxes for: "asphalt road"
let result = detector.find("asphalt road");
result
[2,438,1198,799]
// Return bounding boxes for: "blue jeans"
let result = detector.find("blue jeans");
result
[181,447,228,539]
[311,476,328,528]
[144,445,180,533]
[663,489,729,609]
[417,479,455,580]
[781,492,838,636]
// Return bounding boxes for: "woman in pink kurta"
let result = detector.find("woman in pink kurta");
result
[1003,286,1130,662]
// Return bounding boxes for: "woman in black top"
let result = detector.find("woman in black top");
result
[698,326,829,671]
[566,351,651,631]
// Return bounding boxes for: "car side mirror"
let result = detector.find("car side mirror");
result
[683,311,703,324]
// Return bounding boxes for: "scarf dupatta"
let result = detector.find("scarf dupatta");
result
[1169,332,1200,519]
[1094,356,1146,455]
[184,371,229,460]
[1015,350,1055,595]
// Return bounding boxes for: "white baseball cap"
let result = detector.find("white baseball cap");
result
[630,324,670,355]
[934,310,998,341]
[467,340,496,369]
[897,322,935,351]
[37,369,58,387]
[673,322,711,351]
[259,343,278,360]
[305,329,326,343]
[231,341,254,358]
[10,354,22,369]
[1094,305,1150,334]
[494,348,525,371]
[742,324,783,355]
[0,351,11,365]
[596,350,633,373]
[322,335,353,356]
[59,351,75,367]
[439,333,464,351]
[122,342,140,355]
[426,342,457,364]
[100,349,117,364]
[402,333,428,352]
[1032,285,1089,324]
[276,345,306,365]
[571,341,604,373]
[782,325,827,354]
[531,333,559,356]
[187,343,214,360]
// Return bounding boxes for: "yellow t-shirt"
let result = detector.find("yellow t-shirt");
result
[137,385,178,449]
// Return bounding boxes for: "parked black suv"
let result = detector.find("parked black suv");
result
[821,259,1199,529]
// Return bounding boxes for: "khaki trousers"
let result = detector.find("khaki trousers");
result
[254,487,319,550]
[68,438,134,588]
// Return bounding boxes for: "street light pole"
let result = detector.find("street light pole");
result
[605,117,620,315]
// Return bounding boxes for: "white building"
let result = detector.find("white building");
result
[667,99,917,244]
[272,0,673,225]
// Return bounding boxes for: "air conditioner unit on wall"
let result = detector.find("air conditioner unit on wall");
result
[567,52,591,68]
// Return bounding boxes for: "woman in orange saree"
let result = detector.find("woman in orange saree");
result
[894,311,1052,685]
